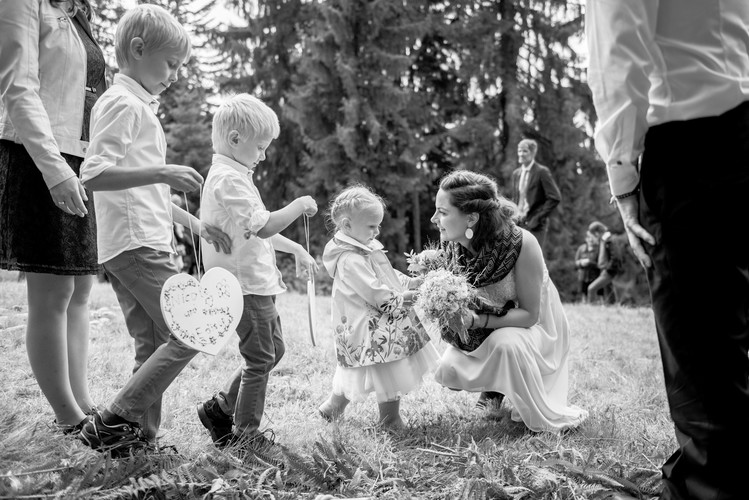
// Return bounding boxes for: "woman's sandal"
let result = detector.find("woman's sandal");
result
[475,391,504,410]
[54,417,89,436]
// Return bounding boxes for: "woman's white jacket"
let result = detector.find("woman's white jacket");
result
[0,0,89,189]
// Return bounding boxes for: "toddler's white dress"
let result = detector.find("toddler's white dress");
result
[324,232,439,403]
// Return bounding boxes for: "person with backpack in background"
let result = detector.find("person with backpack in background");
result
[587,226,620,304]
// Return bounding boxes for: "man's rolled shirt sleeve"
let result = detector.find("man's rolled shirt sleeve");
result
[586,0,657,196]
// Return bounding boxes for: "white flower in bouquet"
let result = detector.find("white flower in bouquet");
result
[405,243,449,276]
[414,268,475,343]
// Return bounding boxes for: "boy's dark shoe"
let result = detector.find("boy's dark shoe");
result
[79,411,149,456]
[224,430,285,469]
[197,397,234,446]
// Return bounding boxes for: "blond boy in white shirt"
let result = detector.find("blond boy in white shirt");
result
[196,94,317,460]
[79,4,230,454]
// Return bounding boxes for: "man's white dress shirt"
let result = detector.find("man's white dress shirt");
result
[586,0,749,196]
[517,163,533,218]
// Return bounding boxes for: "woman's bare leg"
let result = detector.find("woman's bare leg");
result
[67,275,96,412]
[25,273,87,425]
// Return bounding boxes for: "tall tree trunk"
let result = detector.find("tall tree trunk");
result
[497,0,523,176]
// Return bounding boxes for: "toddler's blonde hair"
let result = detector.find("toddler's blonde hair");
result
[212,94,280,153]
[115,4,191,69]
[328,184,386,232]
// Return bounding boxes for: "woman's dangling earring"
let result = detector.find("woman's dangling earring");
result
[465,227,474,240]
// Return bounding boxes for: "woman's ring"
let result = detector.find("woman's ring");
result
[58,201,65,205]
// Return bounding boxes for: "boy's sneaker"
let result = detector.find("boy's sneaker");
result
[79,411,149,456]
[197,397,234,446]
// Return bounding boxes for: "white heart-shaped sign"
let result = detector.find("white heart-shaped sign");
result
[160,267,243,355]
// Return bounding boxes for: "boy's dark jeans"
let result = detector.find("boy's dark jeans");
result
[104,248,198,441]
[216,294,284,435]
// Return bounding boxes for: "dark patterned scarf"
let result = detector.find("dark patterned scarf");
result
[440,224,523,352]
[444,224,523,288]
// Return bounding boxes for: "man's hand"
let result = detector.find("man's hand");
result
[200,223,232,254]
[616,196,655,268]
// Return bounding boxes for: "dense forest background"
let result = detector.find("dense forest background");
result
[91,0,648,304]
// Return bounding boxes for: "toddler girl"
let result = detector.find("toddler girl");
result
[318,185,439,430]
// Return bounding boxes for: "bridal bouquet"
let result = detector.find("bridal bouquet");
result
[408,244,517,351]
[413,268,476,344]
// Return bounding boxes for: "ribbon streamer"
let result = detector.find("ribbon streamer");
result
[304,214,317,346]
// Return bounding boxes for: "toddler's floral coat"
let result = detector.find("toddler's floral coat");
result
[323,232,432,368]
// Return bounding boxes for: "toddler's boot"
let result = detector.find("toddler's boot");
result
[318,393,349,421]
[377,399,404,431]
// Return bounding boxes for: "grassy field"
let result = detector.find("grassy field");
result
[0,270,671,499]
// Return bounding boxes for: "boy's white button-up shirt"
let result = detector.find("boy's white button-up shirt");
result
[201,154,286,296]
[81,74,173,264]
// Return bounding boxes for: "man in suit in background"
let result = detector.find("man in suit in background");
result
[511,138,562,250]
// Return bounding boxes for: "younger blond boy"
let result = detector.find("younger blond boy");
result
[196,94,317,458]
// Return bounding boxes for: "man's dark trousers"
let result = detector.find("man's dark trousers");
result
[640,100,749,499]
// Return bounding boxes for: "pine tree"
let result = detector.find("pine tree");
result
[284,0,434,265]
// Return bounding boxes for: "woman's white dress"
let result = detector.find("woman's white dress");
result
[434,266,588,433]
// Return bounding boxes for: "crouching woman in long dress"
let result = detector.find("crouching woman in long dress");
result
[431,170,587,433]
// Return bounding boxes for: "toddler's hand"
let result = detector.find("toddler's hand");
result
[403,290,418,306]
[165,165,203,193]
[201,223,232,254]
[296,196,318,217]
[295,249,318,279]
